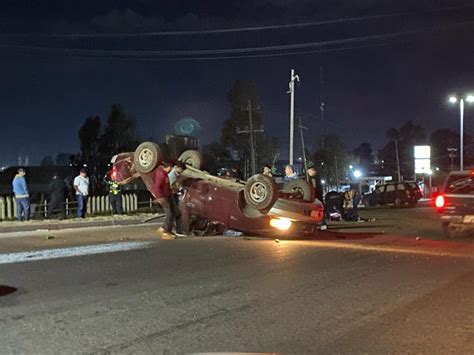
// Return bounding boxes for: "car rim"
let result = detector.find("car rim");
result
[250,182,267,203]
[138,148,153,167]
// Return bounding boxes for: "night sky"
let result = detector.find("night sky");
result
[1,0,474,166]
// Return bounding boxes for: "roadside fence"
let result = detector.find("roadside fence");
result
[0,193,141,221]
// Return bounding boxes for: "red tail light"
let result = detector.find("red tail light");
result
[435,195,445,208]
[111,168,118,180]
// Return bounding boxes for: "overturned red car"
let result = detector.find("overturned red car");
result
[112,141,324,237]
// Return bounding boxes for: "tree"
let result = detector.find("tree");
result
[312,134,352,188]
[386,128,401,181]
[98,104,139,164]
[78,115,102,167]
[201,142,229,175]
[378,121,426,180]
[352,142,373,173]
[40,155,55,166]
[56,153,74,166]
[220,80,278,177]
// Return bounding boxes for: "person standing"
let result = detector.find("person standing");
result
[262,165,273,178]
[47,173,66,219]
[73,169,89,218]
[152,162,176,240]
[104,170,123,214]
[307,166,327,230]
[283,164,298,184]
[168,161,187,236]
[12,168,30,222]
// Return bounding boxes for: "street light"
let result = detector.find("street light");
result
[353,170,362,178]
[448,94,474,171]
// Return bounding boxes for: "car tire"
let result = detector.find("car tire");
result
[282,180,316,202]
[178,150,203,169]
[442,222,457,239]
[244,174,279,211]
[134,142,163,174]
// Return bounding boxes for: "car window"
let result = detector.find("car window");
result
[386,184,396,192]
[445,174,474,194]
[375,186,384,194]
[397,183,405,191]
[407,182,418,190]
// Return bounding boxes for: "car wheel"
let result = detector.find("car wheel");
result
[178,150,203,169]
[134,142,163,174]
[244,174,278,211]
[282,180,316,202]
[442,222,457,238]
[408,199,418,207]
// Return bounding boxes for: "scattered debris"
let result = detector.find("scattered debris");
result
[223,229,243,237]
[416,236,422,241]
[275,239,280,243]
[45,235,55,240]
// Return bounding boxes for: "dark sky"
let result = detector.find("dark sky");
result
[1,0,474,166]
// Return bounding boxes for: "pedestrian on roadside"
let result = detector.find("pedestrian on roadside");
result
[104,170,123,215]
[262,164,273,178]
[343,189,361,221]
[12,168,30,222]
[73,168,89,218]
[152,161,177,240]
[47,173,66,219]
[283,164,298,184]
[307,165,327,230]
[168,161,187,236]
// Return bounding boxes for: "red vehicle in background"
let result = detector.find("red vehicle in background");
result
[112,142,324,237]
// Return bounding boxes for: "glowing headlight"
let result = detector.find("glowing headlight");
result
[270,218,292,231]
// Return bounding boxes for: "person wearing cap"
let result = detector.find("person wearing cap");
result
[262,164,273,178]
[73,168,90,218]
[12,168,30,222]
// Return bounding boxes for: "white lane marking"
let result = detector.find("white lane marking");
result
[0,241,154,265]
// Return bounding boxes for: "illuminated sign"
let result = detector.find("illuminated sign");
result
[414,145,431,174]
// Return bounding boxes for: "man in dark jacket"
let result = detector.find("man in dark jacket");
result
[47,173,66,219]
[307,166,327,230]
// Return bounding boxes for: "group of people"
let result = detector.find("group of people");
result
[11,167,131,222]
[261,163,361,227]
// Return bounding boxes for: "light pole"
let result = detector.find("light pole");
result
[288,69,300,166]
[449,94,474,171]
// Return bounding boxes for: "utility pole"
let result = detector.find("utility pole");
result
[319,66,326,149]
[394,139,401,182]
[447,147,457,172]
[238,100,263,176]
[334,155,339,192]
[288,69,300,166]
[298,116,309,180]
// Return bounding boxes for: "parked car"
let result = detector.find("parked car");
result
[112,142,324,237]
[434,170,474,238]
[362,181,422,207]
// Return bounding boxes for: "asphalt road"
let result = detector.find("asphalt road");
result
[1,230,473,353]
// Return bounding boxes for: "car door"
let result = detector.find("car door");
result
[373,185,385,205]
[384,183,397,204]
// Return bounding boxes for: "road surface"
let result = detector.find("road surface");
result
[1,226,473,353]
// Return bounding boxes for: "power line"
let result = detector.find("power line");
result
[1,19,473,58]
[0,5,471,38]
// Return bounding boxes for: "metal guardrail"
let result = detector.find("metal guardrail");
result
[0,193,139,221]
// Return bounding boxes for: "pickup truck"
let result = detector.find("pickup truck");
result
[435,170,474,238]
